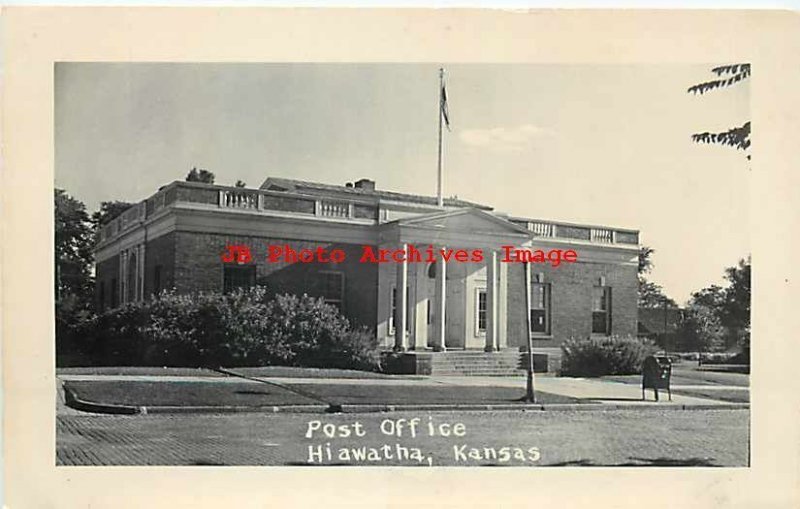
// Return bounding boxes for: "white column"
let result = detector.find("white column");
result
[138,244,146,301]
[394,243,409,351]
[485,250,497,352]
[498,258,508,349]
[119,250,127,304]
[433,247,447,351]
[407,260,418,350]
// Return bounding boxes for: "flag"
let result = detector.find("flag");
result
[440,80,451,131]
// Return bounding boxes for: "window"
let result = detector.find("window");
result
[476,289,487,334]
[427,299,432,325]
[153,265,162,295]
[389,286,410,336]
[530,283,551,335]
[98,281,105,312]
[223,265,256,293]
[111,278,118,308]
[592,286,612,335]
[319,271,345,311]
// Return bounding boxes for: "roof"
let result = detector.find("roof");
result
[260,177,493,210]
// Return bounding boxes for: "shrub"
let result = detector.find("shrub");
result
[55,293,96,364]
[317,326,382,372]
[561,335,657,377]
[79,287,381,371]
[92,300,150,365]
[261,294,381,372]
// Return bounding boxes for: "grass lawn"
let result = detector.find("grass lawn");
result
[283,383,582,405]
[670,388,750,403]
[228,366,408,379]
[58,367,225,377]
[57,365,403,379]
[64,380,320,407]
[602,369,749,388]
[63,379,581,409]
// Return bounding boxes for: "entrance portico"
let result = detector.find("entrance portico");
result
[376,208,532,352]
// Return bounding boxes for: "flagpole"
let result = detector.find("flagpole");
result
[437,67,444,208]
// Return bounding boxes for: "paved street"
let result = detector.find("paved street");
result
[57,408,749,467]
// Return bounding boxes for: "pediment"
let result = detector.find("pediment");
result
[393,208,531,237]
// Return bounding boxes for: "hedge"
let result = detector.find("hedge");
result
[561,335,657,377]
[60,287,381,372]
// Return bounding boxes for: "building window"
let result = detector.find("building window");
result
[427,299,432,325]
[153,265,162,295]
[592,286,612,335]
[111,278,118,308]
[475,288,487,335]
[223,265,256,294]
[98,281,105,312]
[389,286,409,336]
[318,271,345,311]
[530,283,551,335]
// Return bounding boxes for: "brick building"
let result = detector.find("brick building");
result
[95,177,640,373]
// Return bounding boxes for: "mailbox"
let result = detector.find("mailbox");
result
[642,355,672,401]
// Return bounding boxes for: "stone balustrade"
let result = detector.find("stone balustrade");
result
[97,182,639,247]
[523,220,638,245]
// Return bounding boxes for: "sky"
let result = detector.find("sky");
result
[55,63,750,304]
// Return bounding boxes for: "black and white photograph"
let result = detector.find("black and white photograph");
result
[5,7,799,509]
[54,62,751,467]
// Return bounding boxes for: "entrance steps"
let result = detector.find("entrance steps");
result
[429,350,523,376]
[383,349,550,376]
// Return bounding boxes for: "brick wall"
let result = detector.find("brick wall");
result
[144,232,176,296]
[173,232,378,328]
[95,255,120,311]
[505,260,638,349]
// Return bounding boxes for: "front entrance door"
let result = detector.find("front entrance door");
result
[444,262,466,349]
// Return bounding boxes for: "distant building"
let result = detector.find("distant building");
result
[94,177,640,373]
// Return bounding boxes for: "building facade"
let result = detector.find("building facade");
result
[95,177,640,371]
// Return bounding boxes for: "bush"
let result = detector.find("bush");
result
[561,335,657,377]
[72,287,381,371]
[55,293,96,364]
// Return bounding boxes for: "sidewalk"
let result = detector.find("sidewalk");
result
[58,370,748,413]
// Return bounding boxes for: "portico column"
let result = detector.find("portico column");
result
[485,250,497,352]
[119,250,127,304]
[433,246,447,352]
[498,257,508,349]
[394,243,409,351]
[138,244,145,301]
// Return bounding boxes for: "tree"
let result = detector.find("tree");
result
[54,189,94,303]
[637,246,677,308]
[235,180,247,188]
[91,200,135,226]
[638,246,654,274]
[688,64,751,158]
[678,257,751,353]
[186,167,215,184]
[639,280,678,309]
[679,285,727,353]
[720,257,751,349]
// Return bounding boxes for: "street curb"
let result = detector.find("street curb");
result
[63,385,142,415]
[139,402,748,414]
[141,404,330,414]
[66,400,749,415]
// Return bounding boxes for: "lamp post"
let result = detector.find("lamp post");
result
[523,261,536,403]
[662,296,669,358]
